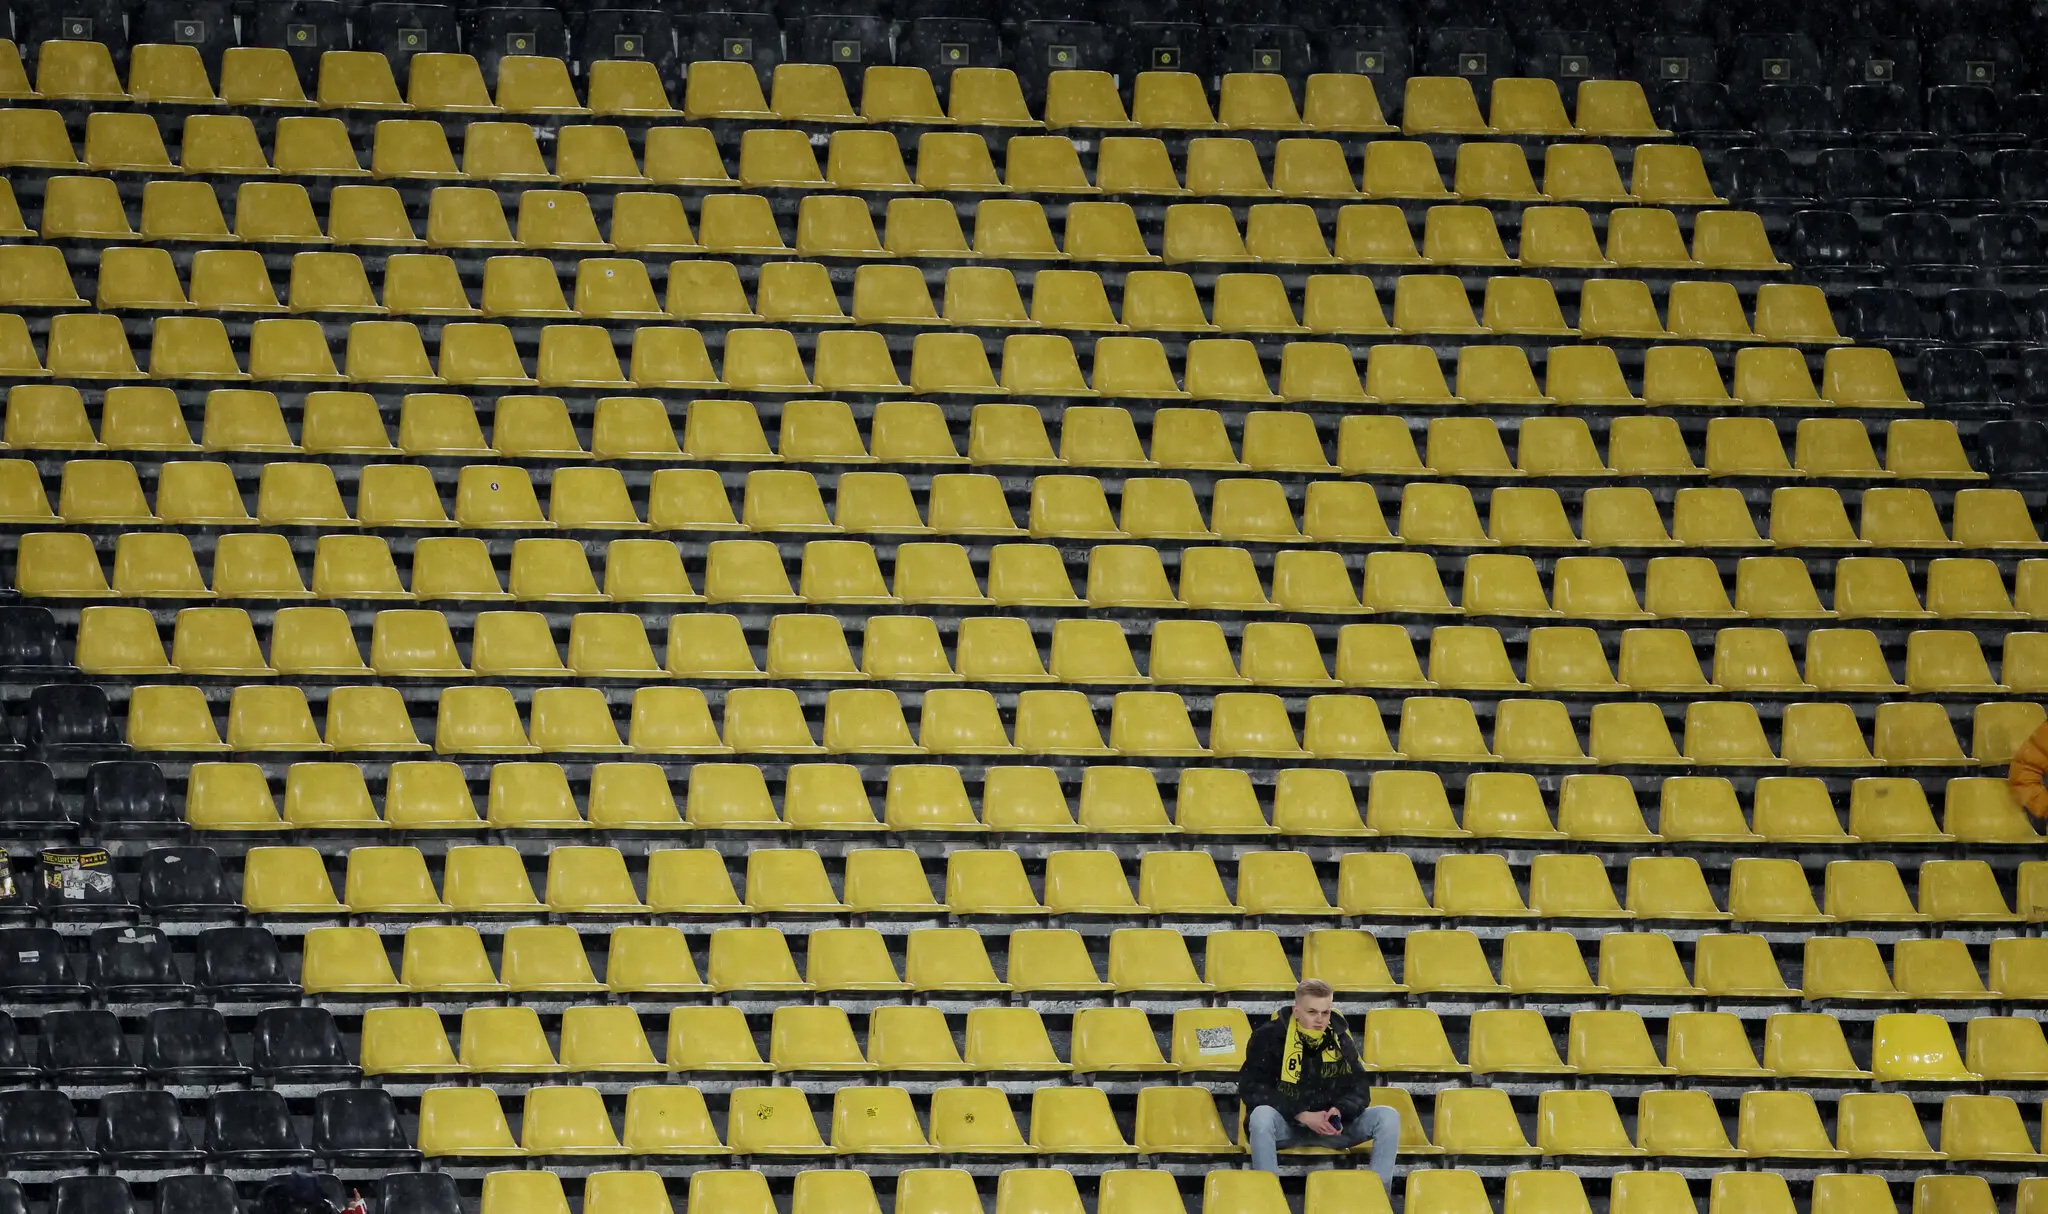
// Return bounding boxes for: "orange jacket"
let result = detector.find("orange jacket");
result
[2008,718,2048,819]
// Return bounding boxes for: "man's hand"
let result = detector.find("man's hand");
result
[1296,1110,1340,1136]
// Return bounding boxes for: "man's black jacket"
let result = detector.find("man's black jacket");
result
[1236,1011,1370,1121]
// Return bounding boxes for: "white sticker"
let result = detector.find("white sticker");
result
[17,952,36,962]
[1195,1027,1236,1055]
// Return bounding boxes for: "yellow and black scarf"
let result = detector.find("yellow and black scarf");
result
[1279,1018,1348,1091]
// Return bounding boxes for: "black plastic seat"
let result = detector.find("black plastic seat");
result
[1945,287,2029,346]
[1420,26,1514,103]
[39,1010,143,1082]
[358,2,461,91]
[0,1015,36,1083]
[1833,34,1922,93]
[49,1178,133,1214]
[2020,346,2048,405]
[1977,421,2048,475]
[40,848,134,919]
[1842,286,1931,344]
[0,607,67,669]
[252,1007,360,1083]
[1653,80,1748,138]
[1010,20,1115,106]
[1972,210,2047,269]
[0,762,72,836]
[85,761,173,834]
[93,1091,202,1166]
[1517,30,1616,88]
[576,8,681,87]
[1721,147,1812,205]
[1117,20,1209,75]
[678,12,783,91]
[1930,32,2024,93]
[1997,149,2048,205]
[193,927,300,1001]
[0,1179,24,1214]
[2003,91,2048,146]
[1929,84,2009,140]
[462,6,571,82]
[25,685,120,752]
[1785,210,1874,273]
[899,16,1003,89]
[1903,148,1992,204]
[21,0,130,68]
[1920,346,2006,408]
[1726,32,1824,117]
[1754,83,1844,139]
[1881,210,1966,268]
[0,928,87,999]
[794,13,889,85]
[138,847,235,916]
[84,926,190,998]
[205,1090,312,1166]
[0,1090,93,1167]
[1838,84,1924,137]
[314,1089,422,1166]
[246,0,348,90]
[1215,22,1314,84]
[1816,147,1907,205]
[131,0,237,74]
[1322,25,1411,107]
[143,1007,248,1084]
[372,1172,462,1214]
[1631,32,1717,85]
[156,1175,240,1214]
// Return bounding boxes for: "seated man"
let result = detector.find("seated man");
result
[1237,978,1400,1188]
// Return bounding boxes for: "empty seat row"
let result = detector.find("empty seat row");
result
[0,1001,351,1082]
[68,1168,1381,1214]
[121,744,2048,848]
[0,318,1913,408]
[1,253,1820,341]
[249,839,2048,925]
[70,586,2048,693]
[95,721,2041,838]
[9,41,1664,138]
[89,662,2036,813]
[4,348,1900,434]
[24,474,2037,565]
[0,1083,377,1166]
[137,679,2037,765]
[15,399,1965,487]
[365,1002,1265,1075]
[43,558,2048,662]
[26,535,2048,624]
[1,177,1780,274]
[442,1170,2048,1214]
[2,100,1709,205]
[13,191,1771,278]
[295,921,1379,996]
[281,920,2048,1003]
[416,1080,1235,1157]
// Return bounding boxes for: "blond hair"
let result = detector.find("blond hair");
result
[1295,978,1333,1001]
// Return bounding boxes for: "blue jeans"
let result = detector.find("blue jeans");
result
[1246,1103,1402,1189]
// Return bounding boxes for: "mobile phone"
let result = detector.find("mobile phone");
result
[1329,1113,1342,1133]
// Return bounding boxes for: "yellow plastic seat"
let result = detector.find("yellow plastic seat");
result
[1455,141,1544,203]
[927,1088,1029,1153]
[1424,209,1518,268]
[1431,1090,1536,1156]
